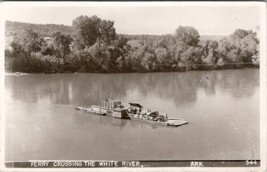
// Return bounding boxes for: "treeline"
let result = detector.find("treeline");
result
[5,21,74,37]
[5,15,259,73]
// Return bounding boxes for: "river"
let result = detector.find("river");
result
[5,69,259,161]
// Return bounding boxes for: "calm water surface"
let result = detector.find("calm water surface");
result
[5,69,259,161]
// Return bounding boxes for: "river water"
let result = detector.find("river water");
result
[5,69,259,161]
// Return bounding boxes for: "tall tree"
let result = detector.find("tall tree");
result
[201,40,219,65]
[98,20,116,46]
[175,26,200,46]
[217,29,259,65]
[230,29,252,40]
[72,15,116,48]
[52,32,73,59]
[22,29,42,53]
[72,15,101,48]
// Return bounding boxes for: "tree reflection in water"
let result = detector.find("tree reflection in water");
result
[5,69,259,107]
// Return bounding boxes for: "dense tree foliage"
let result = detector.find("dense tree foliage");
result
[72,15,116,48]
[52,32,73,58]
[5,16,259,73]
[175,26,200,46]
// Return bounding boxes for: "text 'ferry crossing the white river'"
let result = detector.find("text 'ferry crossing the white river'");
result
[75,99,188,127]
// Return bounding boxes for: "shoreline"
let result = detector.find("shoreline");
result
[4,72,32,76]
[4,67,259,75]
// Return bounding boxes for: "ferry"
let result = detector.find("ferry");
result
[75,99,188,127]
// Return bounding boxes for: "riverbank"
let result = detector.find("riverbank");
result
[4,65,259,75]
[5,72,32,76]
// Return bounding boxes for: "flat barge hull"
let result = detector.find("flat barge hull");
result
[76,106,188,127]
[129,116,188,127]
[75,106,107,115]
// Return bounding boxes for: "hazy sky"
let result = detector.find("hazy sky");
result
[1,2,262,36]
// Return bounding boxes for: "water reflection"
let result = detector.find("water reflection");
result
[5,69,259,161]
[5,69,259,107]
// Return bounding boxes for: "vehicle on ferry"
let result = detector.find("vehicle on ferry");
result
[125,103,188,126]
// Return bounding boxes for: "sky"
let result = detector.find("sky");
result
[1,2,262,36]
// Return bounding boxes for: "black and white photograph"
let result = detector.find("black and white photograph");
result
[0,1,266,171]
